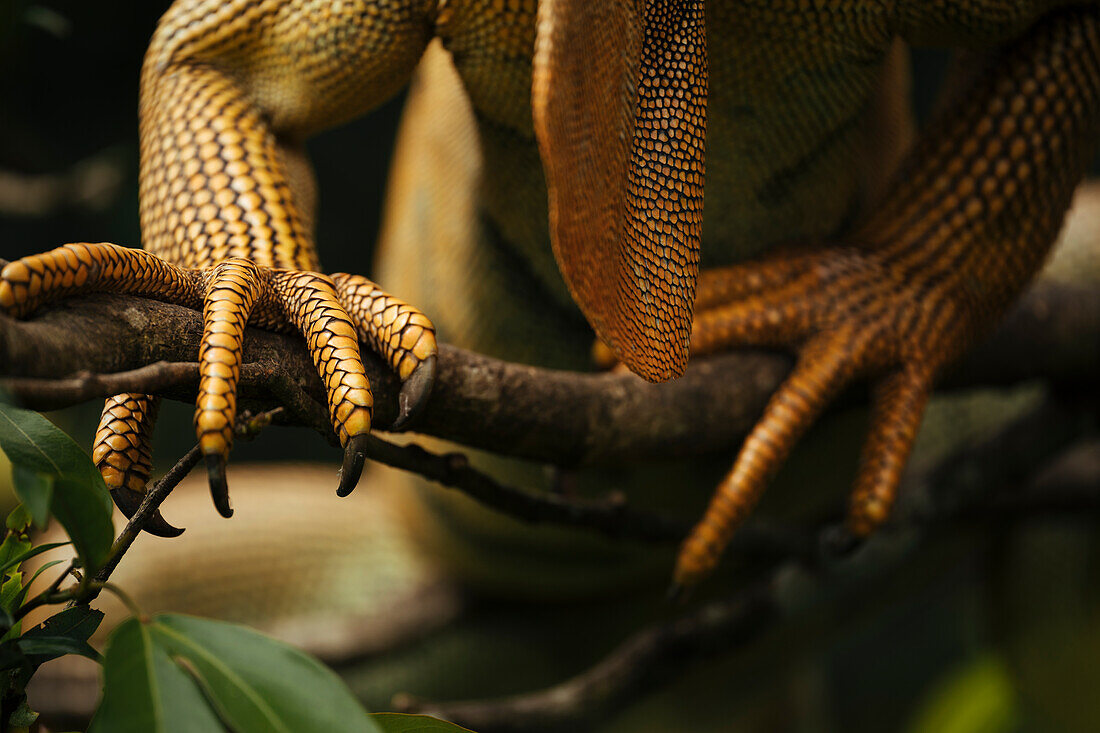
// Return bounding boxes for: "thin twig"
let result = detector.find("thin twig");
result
[82,445,202,605]
[363,435,688,542]
[0,362,199,411]
[79,408,284,605]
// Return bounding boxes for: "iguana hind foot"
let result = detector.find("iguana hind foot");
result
[675,9,1100,588]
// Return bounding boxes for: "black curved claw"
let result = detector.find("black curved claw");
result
[391,354,437,431]
[205,454,233,518]
[337,433,370,497]
[111,487,185,538]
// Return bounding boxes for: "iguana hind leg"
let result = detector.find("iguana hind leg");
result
[675,8,1100,589]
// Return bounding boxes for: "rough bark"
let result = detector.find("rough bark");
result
[1,280,1096,466]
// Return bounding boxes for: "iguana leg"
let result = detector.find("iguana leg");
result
[2,0,441,529]
[0,242,436,521]
[675,9,1100,588]
[693,254,819,312]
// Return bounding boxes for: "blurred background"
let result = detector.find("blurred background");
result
[1,2,1099,732]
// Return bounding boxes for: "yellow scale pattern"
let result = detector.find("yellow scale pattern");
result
[0,239,431,526]
[1,0,440,527]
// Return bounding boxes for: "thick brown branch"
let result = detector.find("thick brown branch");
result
[0,280,1096,466]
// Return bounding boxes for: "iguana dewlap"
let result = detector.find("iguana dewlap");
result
[2,0,1099,588]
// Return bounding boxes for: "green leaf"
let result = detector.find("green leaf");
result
[0,572,23,615]
[50,475,114,572]
[92,613,381,733]
[372,713,475,732]
[4,558,66,628]
[0,640,24,670]
[0,542,70,577]
[30,606,104,641]
[0,403,90,477]
[23,558,65,590]
[90,618,223,733]
[30,603,103,638]
[11,466,53,529]
[0,608,14,648]
[18,635,100,662]
[0,533,31,571]
[151,614,381,733]
[20,606,104,666]
[5,504,31,532]
[0,404,113,571]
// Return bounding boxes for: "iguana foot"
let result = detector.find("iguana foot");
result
[0,243,437,529]
[673,247,958,588]
[674,8,1100,587]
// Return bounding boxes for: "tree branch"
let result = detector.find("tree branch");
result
[1,280,1096,466]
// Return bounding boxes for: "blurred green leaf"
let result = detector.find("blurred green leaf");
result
[5,504,31,532]
[90,617,222,733]
[906,654,1018,733]
[11,465,53,529]
[92,614,381,733]
[0,533,31,570]
[0,542,70,577]
[372,713,475,732]
[0,572,23,615]
[0,404,113,570]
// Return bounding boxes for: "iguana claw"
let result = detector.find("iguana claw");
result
[112,486,185,538]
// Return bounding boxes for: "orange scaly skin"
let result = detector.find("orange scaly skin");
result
[0,1,439,530]
[676,11,1100,586]
[1,0,1098,587]
[0,242,397,522]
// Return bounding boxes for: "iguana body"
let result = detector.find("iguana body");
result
[2,0,1099,590]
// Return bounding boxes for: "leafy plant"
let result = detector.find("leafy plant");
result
[0,401,474,732]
